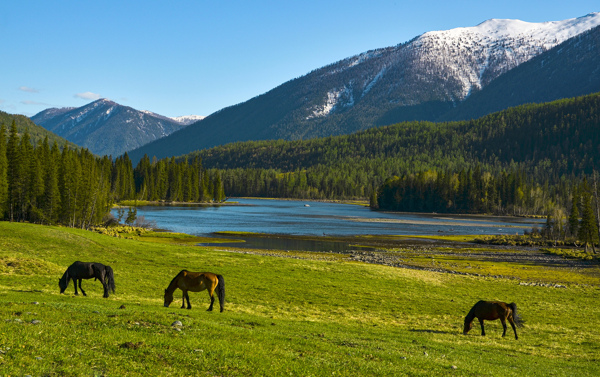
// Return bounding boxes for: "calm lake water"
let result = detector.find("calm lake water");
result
[121,198,543,237]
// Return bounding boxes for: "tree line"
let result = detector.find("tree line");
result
[0,122,225,228]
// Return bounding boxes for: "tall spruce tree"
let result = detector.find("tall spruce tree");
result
[0,123,8,218]
[578,192,598,252]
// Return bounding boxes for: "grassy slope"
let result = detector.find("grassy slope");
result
[0,222,599,376]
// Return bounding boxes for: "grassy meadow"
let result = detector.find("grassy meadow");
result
[0,221,599,376]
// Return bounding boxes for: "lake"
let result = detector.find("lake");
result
[120,198,543,237]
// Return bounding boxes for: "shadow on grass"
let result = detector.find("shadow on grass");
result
[409,329,454,335]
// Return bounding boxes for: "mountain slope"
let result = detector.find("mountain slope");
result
[1,110,76,148]
[443,25,600,120]
[31,99,193,157]
[192,92,600,178]
[128,12,600,163]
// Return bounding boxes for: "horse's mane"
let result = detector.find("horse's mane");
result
[166,270,187,291]
[464,300,483,323]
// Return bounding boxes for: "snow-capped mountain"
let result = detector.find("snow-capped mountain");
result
[31,99,189,157]
[170,115,206,126]
[401,12,600,100]
[125,12,600,163]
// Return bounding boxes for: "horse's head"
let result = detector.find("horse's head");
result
[58,277,67,293]
[163,289,173,307]
[463,317,473,335]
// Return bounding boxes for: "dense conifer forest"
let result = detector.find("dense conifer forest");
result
[189,93,600,204]
[0,122,225,228]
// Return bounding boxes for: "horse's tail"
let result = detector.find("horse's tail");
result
[105,265,116,293]
[508,302,524,328]
[216,274,225,309]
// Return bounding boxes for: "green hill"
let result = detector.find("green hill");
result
[0,110,77,148]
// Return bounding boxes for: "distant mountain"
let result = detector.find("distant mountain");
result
[443,25,600,120]
[31,99,201,157]
[171,115,206,125]
[1,110,76,148]
[128,12,600,163]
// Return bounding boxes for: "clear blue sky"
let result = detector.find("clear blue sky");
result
[1,0,597,118]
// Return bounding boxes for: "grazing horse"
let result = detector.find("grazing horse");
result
[463,300,524,339]
[163,270,225,312]
[59,261,116,298]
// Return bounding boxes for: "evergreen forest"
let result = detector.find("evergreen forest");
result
[0,122,225,228]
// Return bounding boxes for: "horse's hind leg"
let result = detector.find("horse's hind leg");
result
[100,277,109,298]
[479,318,486,336]
[500,318,508,337]
[508,318,518,340]
[207,293,215,312]
[78,279,87,296]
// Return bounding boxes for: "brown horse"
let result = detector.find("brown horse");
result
[163,270,225,312]
[463,300,524,339]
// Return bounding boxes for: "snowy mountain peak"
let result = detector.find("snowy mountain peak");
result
[170,115,206,126]
[409,12,600,99]
[31,99,188,156]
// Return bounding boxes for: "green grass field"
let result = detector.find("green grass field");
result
[1,222,599,376]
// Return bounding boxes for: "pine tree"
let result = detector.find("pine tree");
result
[568,193,580,238]
[0,123,8,218]
[369,189,378,209]
[578,193,598,252]
[213,171,225,202]
[6,121,21,221]
[43,141,61,224]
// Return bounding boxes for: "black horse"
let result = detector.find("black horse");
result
[59,261,116,298]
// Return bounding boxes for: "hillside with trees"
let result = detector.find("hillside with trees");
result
[0,121,224,228]
[187,93,600,202]
[1,111,77,149]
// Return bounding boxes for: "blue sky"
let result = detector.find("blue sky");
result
[1,1,598,118]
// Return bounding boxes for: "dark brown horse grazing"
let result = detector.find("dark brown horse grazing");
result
[59,261,116,298]
[463,300,524,339]
[163,270,225,312]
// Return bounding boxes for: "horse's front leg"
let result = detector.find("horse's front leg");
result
[78,279,87,296]
[479,318,485,336]
[73,278,79,295]
[185,291,192,309]
[500,318,508,337]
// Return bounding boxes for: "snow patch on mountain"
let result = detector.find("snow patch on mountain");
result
[309,12,600,116]
[415,12,600,99]
[170,115,206,125]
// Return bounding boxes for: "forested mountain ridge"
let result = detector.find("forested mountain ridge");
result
[31,99,191,157]
[191,92,600,176]
[127,13,600,163]
[178,92,600,206]
[1,110,76,149]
